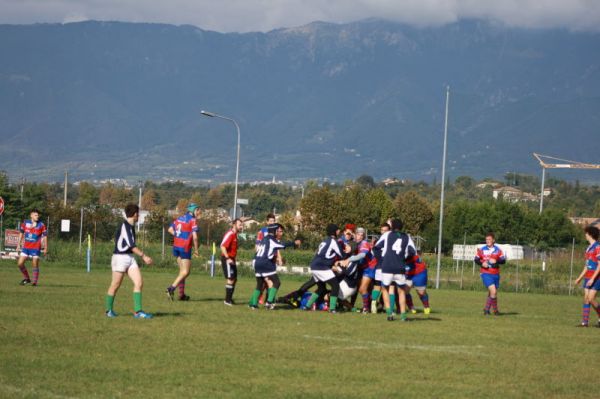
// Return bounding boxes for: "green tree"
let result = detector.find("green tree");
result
[395,191,434,235]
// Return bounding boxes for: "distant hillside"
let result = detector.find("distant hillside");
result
[0,19,599,183]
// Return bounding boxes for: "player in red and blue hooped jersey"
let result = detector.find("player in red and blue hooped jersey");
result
[166,203,201,301]
[574,225,600,327]
[16,209,47,286]
[474,232,506,315]
[404,253,431,314]
[339,227,377,313]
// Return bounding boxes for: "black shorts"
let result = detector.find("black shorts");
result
[221,257,238,279]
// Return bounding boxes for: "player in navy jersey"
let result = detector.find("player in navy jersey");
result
[474,232,506,315]
[302,224,343,313]
[166,203,201,301]
[249,223,295,309]
[338,227,376,312]
[15,209,47,286]
[104,204,154,319]
[574,225,600,327]
[255,213,276,304]
[370,223,390,313]
[374,219,416,321]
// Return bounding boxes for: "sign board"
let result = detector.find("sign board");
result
[4,229,20,249]
[61,219,71,232]
[0,196,4,215]
[452,244,524,261]
[236,198,249,205]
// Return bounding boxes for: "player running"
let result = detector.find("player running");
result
[474,232,506,315]
[221,218,243,306]
[15,209,47,286]
[574,225,600,327]
[374,219,416,322]
[104,204,154,319]
[166,203,201,301]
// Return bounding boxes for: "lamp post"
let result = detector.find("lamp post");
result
[435,86,450,290]
[201,110,241,220]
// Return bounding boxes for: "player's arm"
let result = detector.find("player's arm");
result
[586,268,600,287]
[574,265,587,285]
[41,234,48,255]
[220,233,232,263]
[167,225,175,236]
[132,246,153,265]
[192,231,199,257]
[16,232,23,252]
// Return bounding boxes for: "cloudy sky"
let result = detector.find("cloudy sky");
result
[1,0,599,32]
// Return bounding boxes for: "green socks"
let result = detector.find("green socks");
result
[329,296,338,311]
[133,292,143,313]
[371,290,381,301]
[250,289,261,306]
[267,287,278,303]
[105,295,115,312]
[389,294,396,314]
[306,293,319,308]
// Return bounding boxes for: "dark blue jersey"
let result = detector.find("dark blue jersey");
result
[113,220,136,254]
[310,237,342,271]
[339,261,360,288]
[374,231,416,274]
[253,235,286,274]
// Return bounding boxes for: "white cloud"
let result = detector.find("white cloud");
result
[0,0,599,32]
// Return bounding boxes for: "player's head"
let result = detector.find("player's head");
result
[380,222,390,233]
[232,218,243,231]
[187,203,201,217]
[267,223,283,236]
[584,225,600,241]
[266,213,276,224]
[326,224,339,237]
[124,204,139,219]
[390,218,403,231]
[485,232,496,246]
[30,209,40,221]
[355,227,365,241]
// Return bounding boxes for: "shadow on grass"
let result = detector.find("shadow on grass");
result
[152,312,187,317]
[407,317,442,322]
[495,312,520,316]
[39,284,84,288]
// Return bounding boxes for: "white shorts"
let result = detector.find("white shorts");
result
[312,269,336,282]
[375,269,383,282]
[111,254,139,273]
[381,273,412,288]
[255,271,277,278]
[339,281,356,301]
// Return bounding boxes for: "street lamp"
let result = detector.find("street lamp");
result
[201,110,241,220]
[435,86,450,290]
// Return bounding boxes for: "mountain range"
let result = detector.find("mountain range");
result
[1,19,599,183]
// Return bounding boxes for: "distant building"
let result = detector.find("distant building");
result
[492,186,538,203]
[569,217,600,226]
[476,181,501,189]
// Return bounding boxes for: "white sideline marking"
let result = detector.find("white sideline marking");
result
[303,335,485,355]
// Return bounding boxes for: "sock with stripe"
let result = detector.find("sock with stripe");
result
[177,279,186,298]
[18,265,30,280]
[406,293,414,310]
[133,292,143,313]
[225,285,233,302]
[361,294,370,310]
[484,296,492,312]
[582,304,591,326]
[418,292,430,308]
[32,267,40,285]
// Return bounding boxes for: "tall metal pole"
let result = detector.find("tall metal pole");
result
[63,170,68,207]
[435,86,450,290]
[539,167,546,214]
[138,181,142,231]
[201,110,241,220]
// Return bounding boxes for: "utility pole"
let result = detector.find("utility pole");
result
[64,170,68,207]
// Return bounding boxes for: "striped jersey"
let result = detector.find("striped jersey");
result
[310,237,342,271]
[253,235,287,274]
[20,220,47,250]
[171,212,198,251]
[475,244,505,275]
[584,241,600,279]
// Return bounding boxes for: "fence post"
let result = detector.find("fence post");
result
[569,237,575,295]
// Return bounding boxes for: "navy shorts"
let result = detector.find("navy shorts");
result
[412,270,428,288]
[583,278,600,291]
[173,247,192,260]
[362,267,376,280]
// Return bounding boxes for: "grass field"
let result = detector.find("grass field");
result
[0,262,597,399]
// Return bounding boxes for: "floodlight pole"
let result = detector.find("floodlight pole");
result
[201,110,241,220]
[435,86,450,290]
[539,167,546,214]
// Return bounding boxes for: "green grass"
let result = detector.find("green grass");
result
[0,262,597,398]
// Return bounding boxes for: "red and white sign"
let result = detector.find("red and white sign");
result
[0,196,4,216]
[4,229,20,249]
